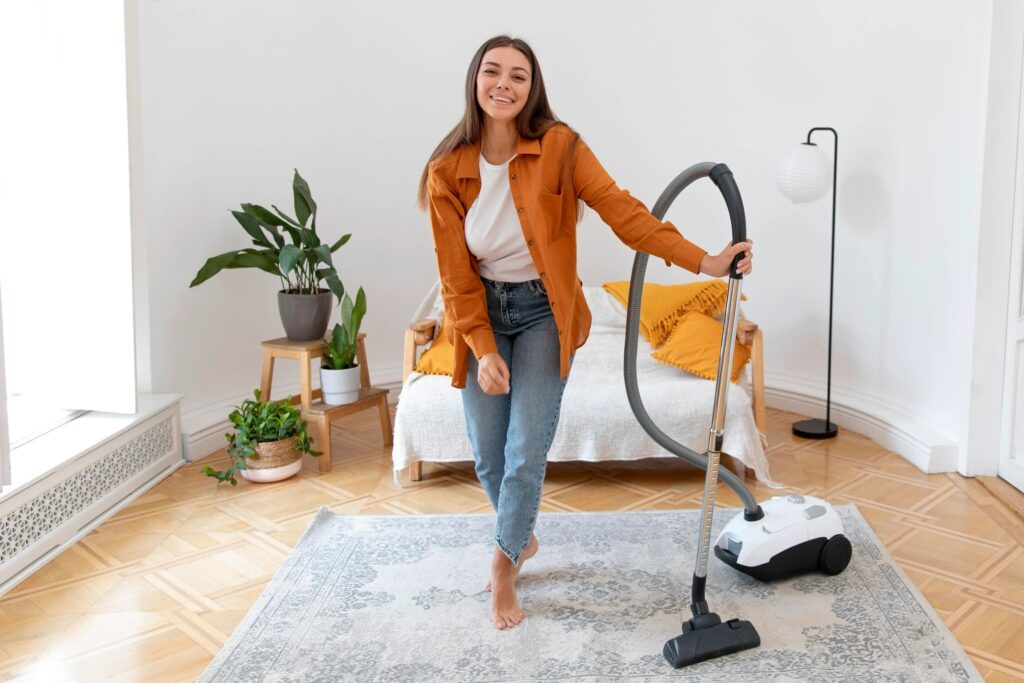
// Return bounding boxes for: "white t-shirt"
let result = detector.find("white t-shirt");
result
[464,154,540,282]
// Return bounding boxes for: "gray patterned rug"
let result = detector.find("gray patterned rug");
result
[198,505,981,682]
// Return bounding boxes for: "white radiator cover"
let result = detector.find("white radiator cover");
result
[0,396,183,596]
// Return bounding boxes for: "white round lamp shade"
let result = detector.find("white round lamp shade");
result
[774,143,831,204]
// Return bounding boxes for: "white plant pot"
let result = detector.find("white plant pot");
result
[239,459,302,483]
[321,365,361,405]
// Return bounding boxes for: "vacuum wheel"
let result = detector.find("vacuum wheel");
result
[818,534,852,575]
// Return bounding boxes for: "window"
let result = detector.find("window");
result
[0,1,137,483]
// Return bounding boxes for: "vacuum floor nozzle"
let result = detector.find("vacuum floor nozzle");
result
[663,612,760,668]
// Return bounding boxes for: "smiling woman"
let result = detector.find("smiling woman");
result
[412,34,753,633]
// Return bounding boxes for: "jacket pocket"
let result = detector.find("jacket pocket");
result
[538,190,571,240]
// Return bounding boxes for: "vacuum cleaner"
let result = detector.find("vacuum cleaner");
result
[622,163,852,668]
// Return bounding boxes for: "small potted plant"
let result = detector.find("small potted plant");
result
[189,169,351,341]
[202,389,321,486]
[321,287,366,405]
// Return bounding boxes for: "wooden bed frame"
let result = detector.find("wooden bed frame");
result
[400,318,766,482]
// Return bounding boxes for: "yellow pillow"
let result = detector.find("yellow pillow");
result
[602,280,745,348]
[651,310,751,384]
[414,325,454,376]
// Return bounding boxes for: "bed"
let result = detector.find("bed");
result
[392,282,770,485]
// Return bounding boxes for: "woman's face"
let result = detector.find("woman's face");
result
[475,46,531,126]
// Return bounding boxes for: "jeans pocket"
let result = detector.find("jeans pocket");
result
[525,279,547,297]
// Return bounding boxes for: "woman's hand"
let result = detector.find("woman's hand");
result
[478,352,510,395]
[698,240,753,278]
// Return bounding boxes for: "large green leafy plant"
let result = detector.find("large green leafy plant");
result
[202,389,320,486]
[190,170,349,300]
[323,288,367,370]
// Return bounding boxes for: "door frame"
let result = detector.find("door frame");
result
[965,3,1024,478]
[997,50,1024,488]
[0,286,9,489]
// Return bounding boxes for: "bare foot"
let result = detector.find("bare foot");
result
[487,534,538,592]
[489,547,525,630]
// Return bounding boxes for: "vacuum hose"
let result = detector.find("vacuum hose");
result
[623,162,762,518]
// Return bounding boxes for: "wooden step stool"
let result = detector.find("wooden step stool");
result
[259,332,392,472]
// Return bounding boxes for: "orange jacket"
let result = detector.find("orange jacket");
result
[427,123,707,388]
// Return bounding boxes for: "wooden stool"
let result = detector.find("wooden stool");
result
[259,332,392,472]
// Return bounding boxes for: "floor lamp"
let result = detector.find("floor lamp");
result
[774,127,839,440]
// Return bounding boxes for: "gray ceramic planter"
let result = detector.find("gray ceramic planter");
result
[278,289,333,341]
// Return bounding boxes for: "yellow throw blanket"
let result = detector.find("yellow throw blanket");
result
[602,280,745,348]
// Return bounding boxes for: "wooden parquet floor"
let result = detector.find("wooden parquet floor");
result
[0,406,1022,681]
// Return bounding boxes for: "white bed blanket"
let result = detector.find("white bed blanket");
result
[393,284,772,485]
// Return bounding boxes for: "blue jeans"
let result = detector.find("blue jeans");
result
[462,277,572,567]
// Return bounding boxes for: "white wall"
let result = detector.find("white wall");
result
[132,0,993,470]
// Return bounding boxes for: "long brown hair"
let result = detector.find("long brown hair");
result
[417,35,580,217]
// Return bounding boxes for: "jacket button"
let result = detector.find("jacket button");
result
[517,206,524,213]
[527,240,534,246]
[510,173,517,180]
[539,272,545,277]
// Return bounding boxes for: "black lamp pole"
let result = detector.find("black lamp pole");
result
[793,127,839,440]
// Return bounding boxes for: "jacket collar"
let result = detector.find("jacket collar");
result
[456,135,542,180]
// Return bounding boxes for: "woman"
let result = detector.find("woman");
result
[417,35,753,631]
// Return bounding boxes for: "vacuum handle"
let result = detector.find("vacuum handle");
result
[636,161,762,517]
[709,164,747,280]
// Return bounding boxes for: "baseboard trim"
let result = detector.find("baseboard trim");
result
[182,368,958,475]
[765,372,959,473]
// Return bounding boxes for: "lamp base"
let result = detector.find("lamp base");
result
[792,418,838,440]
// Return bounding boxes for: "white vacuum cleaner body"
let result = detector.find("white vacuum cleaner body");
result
[714,494,852,581]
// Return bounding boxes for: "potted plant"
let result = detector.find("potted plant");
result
[202,389,321,486]
[321,287,366,405]
[190,169,351,341]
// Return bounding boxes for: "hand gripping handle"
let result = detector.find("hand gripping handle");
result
[708,164,747,279]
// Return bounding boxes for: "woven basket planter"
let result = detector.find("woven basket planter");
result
[239,436,303,483]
